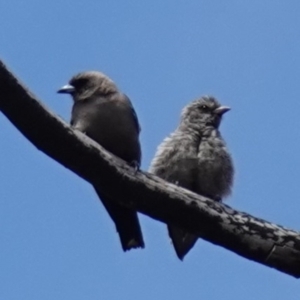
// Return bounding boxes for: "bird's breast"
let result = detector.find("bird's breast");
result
[71,99,141,163]
[196,137,233,198]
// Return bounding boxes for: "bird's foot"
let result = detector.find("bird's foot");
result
[213,196,222,202]
[129,160,140,174]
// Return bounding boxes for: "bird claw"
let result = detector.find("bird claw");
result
[214,196,222,202]
[129,160,140,174]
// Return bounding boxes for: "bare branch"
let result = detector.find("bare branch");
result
[0,59,299,278]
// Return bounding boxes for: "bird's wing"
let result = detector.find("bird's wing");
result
[120,93,141,134]
[70,97,144,251]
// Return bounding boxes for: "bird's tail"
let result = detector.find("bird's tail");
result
[168,225,198,260]
[95,188,145,251]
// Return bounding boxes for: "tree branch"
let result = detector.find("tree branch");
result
[0,59,299,278]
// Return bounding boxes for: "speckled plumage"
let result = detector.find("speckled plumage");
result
[58,71,144,251]
[149,96,234,260]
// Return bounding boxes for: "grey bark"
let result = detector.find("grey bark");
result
[0,59,299,278]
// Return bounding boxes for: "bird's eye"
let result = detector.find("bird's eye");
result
[200,105,208,110]
[73,78,88,88]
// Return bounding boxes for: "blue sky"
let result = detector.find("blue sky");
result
[0,1,299,299]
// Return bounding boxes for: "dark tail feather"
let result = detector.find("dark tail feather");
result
[95,188,145,251]
[168,225,198,260]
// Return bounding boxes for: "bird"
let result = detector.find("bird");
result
[149,96,234,260]
[57,71,144,251]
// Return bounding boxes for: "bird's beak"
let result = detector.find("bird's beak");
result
[214,106,231,115]
[57,84,75,94]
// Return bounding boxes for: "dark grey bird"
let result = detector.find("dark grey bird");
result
[58,71,144,251]
[149,96,234,260]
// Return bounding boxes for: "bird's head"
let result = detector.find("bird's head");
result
[180,96,230,130]
[57,71,118,102]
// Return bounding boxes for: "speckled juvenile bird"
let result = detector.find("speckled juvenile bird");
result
[149,96,234,260]
[58,71,144,251]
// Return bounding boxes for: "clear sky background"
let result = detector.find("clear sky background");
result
[0,1,299,299]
